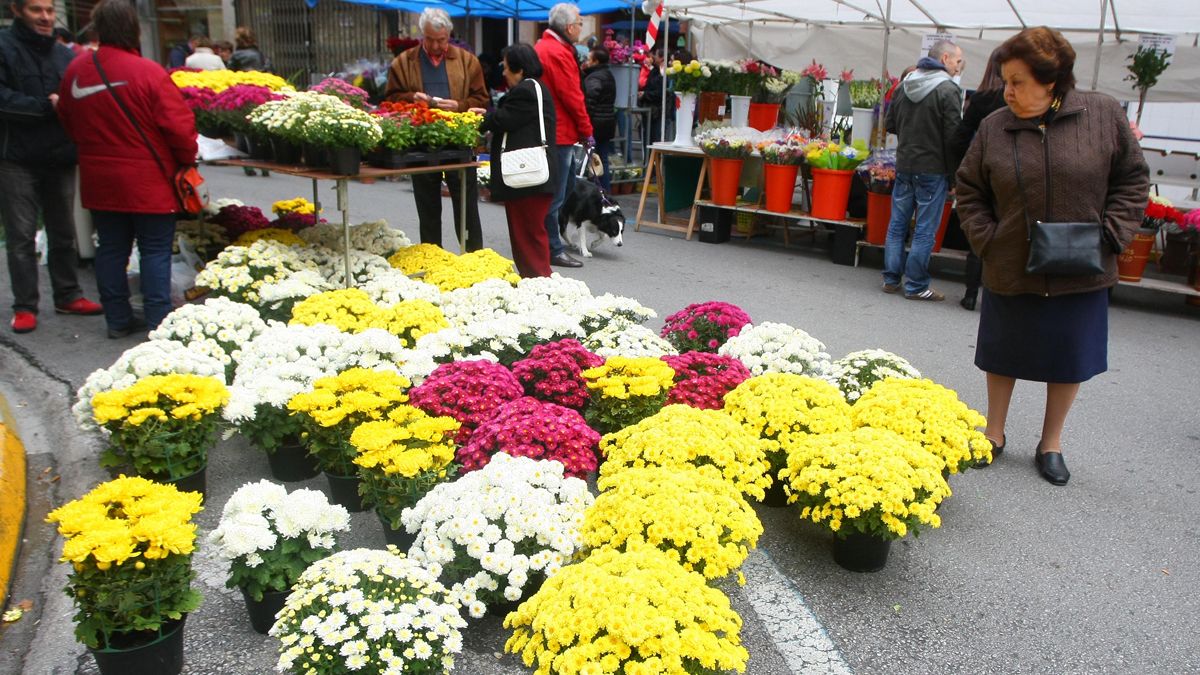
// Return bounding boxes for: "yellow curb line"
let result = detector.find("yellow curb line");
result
[0,393,25,609]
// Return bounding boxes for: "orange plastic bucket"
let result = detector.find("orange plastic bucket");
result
[763,163,799,213]
[747,102,781,131]
[1117,231,1156,281]
[865,191,891,244]
[708,157,744,206]
[809,168,854,220]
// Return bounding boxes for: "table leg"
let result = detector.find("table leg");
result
[655,149,666,226]
[312,178,321,217]
[337,179,351,288]
[685,157,708,240]
[458,167,468,253]
[634,148,657,232]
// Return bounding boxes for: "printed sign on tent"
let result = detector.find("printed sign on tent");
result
[1139,33,1176,56]
[920,32,956,58]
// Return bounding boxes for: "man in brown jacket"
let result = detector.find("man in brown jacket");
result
[384,7,488,251]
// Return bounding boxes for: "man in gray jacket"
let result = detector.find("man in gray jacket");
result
[881,40,964,301]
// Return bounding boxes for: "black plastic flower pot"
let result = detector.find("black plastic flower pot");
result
[302,143,328,169]
[150,465,207,503]
[328,146,363,176]
[376,509,417,552]
[324,471,368,512]
[266,438,321,482]
[240,586,290,634]
[271,138,301,165]
[832,531,892,572]
[89,616,186,675]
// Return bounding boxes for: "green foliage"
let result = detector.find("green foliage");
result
[240,404,304,454]
[69,554,201,649]
[298,421,359,476]
[361,465,457,529]
[585,392,669,436]
[1126,45,1171,92]
[377,116,419,151]
[225,536,331,602]
[98,416,215,480]
[848,79,883,109]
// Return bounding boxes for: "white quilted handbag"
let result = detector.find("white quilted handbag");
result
[500,79,551,189]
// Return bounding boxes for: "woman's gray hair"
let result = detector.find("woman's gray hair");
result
[418,7,454,33]
[548,3,580,32]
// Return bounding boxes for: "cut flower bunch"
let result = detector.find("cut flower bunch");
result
[46,476,204,649]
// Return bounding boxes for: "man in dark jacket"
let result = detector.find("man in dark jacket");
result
[880,40,964,301]
[0,0,102,334]
[583,47,616,191]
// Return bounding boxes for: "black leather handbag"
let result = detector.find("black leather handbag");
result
[1013,138,1105,276]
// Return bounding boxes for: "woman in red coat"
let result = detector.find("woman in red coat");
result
[56,0,197,338]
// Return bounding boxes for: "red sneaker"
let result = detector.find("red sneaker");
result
[11,311,36,333]
[55,298,104,315]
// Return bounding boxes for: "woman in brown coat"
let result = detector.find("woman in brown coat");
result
[955,27,1148,486]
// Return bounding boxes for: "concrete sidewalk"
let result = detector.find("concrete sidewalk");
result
[1,164,1198,674]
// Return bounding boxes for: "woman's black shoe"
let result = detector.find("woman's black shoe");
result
[960,294,977,311]
[977,435,1004,468]
[1035,444,1070,486]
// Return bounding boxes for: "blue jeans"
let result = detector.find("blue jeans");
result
[544,144,576,258]
[882,172,949,295]
[92,211,176,330]
[595,139,613,193]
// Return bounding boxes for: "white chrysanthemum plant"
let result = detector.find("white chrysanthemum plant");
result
[402,453,594,618]
[831,349,921,403]
[73,339,226,432]
[583,321,678,358]
[298,220,412,258]
[207,480,351,603]
[515,275,594,313]
[225,324,437,453]
[194,238,320,307]
[297,246,394,288]
[270,547,467,674]
[201,197,244,218]
[574,292,657,334]
[255,268,335,323]
[148,297,269,381]
[718,321,833,379]
[360,268,442,307]
[414,310,583,366]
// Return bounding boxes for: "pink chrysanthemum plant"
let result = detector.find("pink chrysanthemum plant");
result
[661,352,751,410]
[659,301,752,353]
[407,359,524,445]
[457,397,600,478]
[510,339,604,411]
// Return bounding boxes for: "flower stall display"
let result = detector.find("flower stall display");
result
[46,477,203,672]
[723,373,852,504]
[207,203,271,240]
[407,359,525,445]
[206,480,351,633]
[804,137,871,219]
[349,403,460,540]
[511,339,604,410]
[757,134,808,212]
[1121,194,1185,281]
[372,115,420,166]
[659,300,751,353]
[375,100,483,156]
[848,78,884,146]
[170,69,291,93]
[599,404,771,500]
[309,76,370,109]
[581,355,676,434]
[147,297,268,382]
[583,321,677,358]
[851,378,992,474]
[92,373,229,487]
[661,351,751,410]
[695,126,758,206]
[717,321,833,379]
[209,84,284,152]
[300,97,383,173]
[458,397,600,478]
[232,227,308,248]
[73,340,226,432]
[404,453,594,617]
[194,239,321,310]
[746,60,789,131]
[830,348,921,402]
[271,548,467,674]
[857,149,898,243]
[584,465,763,580]
[778,427,950,572]
[504,543,749,675]
[664,59,712,145]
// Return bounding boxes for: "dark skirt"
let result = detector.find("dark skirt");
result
[974,288,1109,384]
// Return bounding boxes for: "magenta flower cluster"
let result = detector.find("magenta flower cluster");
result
[662,352,752,410]
[311,77,370,109]
[458,397,599,478]
[660,301,752,353]
[179,86,217,111]
[408,360,524,445]
[210,204,271,239]
[271,211,323,232]
[209,84,282,112]
[510,339,604,410]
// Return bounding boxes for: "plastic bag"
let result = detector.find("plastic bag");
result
[35,228,47,265]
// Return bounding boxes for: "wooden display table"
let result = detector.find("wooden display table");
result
[213,158,479,287]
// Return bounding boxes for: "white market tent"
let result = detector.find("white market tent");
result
[661,0,1200,102]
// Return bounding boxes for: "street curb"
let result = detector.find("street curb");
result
[0,394,25,609]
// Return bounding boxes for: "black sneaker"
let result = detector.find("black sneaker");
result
[107,318,148,340]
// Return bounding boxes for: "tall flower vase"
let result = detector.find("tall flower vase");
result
[611,63,639,108]
[696,90,727,123]
[851,107,875,146]
[729,95,751,128]
[809,168,854,220]
[707,157,744,206]
[763,163,799,213]
[673,92,697,146]
[748,102,781,131]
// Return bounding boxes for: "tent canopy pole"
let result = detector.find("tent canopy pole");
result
[1091,0,1109,90]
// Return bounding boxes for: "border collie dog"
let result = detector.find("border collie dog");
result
[559,180,625,258]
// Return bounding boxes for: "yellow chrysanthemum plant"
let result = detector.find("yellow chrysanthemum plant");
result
[46,476,204,650]
[598,404,771,501]
[723,373,852,491]
[582,356,676,435]
[421,248,521,291]
[584,465,764,581]
[851,378,993,474]
[350,404,460,530]
[271,197,316,216]
[779,427,951,541]
[290,288,448,346]
[232,227,307,248]
[504,543,749,675]
[387,242,457,276]
[91,373,229,482]
[287,368,412,477]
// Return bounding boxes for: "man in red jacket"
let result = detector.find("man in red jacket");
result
[56,0,197,337]
[535,3,593,268]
